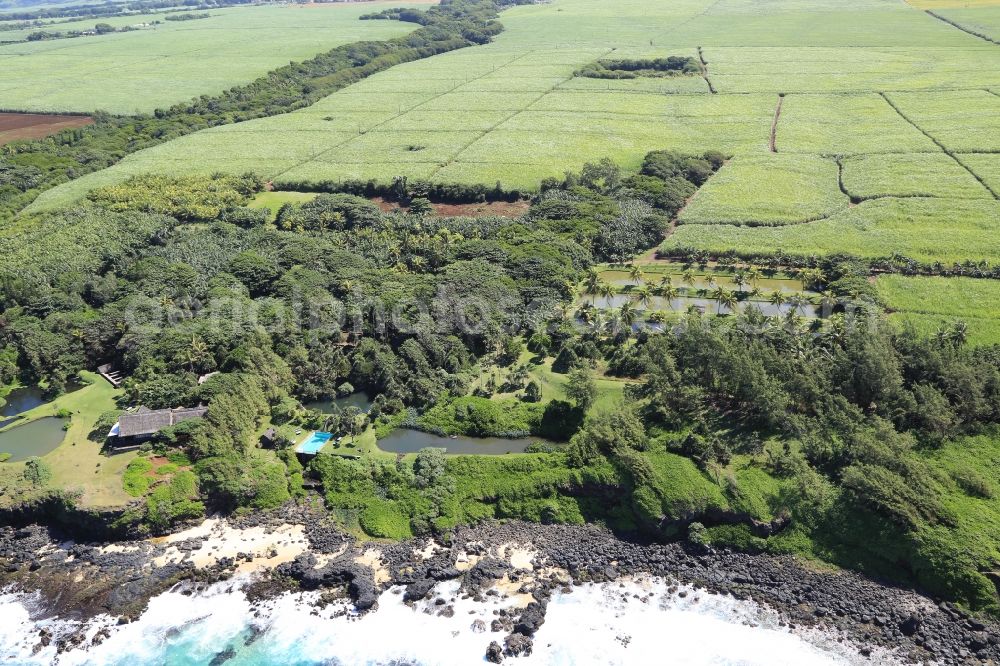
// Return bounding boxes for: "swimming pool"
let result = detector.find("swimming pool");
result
[296,431,332,455]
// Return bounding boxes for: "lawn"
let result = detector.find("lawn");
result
[0,3,419,114]
[0,371,134,508]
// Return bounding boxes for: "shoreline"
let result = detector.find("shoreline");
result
[1,507,997,664]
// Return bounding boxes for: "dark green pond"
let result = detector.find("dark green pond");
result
[304,392,374,414]
[0,417,67,462]
[0,386,48,417]
[376,429,551,455]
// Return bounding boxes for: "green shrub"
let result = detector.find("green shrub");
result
[123,458,153,496]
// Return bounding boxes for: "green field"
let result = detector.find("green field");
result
[0,3,418,114]
[678,154,847,225]
[664,197,1000,264]
[28,0,1000,231]
[877,274,1000,346]
[841,153,991,200]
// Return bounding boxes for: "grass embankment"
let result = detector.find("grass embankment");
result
[0,372,134,508]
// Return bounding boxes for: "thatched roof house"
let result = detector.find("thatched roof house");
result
[113,405,207,441]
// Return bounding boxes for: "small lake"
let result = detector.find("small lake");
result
[0,382,83,418]
[305,392,374,414]
[0,386,48,417]
[376,429,551,455]
[0,417,67,462]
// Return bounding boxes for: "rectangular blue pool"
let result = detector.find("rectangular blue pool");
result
[296,431,332,455]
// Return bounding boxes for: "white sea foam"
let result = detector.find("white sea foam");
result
[0,576,890,665]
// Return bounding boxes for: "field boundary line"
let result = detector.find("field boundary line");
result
[270,51,532,182]
[428,48,615,178]
[697,47,717,94]
[834,157,857,203]
[769,94,784,153]
[924,10,1000,45]
[880,91,1000,200]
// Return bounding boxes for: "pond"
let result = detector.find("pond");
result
[0,417,67,462]
[376,429,552,455]
[304,392,374,414]
[599,270,805,294]
[0,382,83,418]
[580,294,814,317]
[0,386,48,417]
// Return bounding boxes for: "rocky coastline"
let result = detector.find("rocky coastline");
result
[1,503,998,664]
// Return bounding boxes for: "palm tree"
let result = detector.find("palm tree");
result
[818,290,837,315]
[718,289,738,315]
[633,286,652,310]
[705,273,717,289]
[799,267,825,291]
[711,286,728,312]
[659,283,680,308]
[589,311,607,336]
[187,336,210,372]
[658,274,673,289]
[747,266,762,288]
[604,313,623,337]
[950,320,969,347]
[769,290,787,309]
[732,270,748,293]
[584,268,601,294]
[619,302,637,328]
[788,293,809,315]
[599,281,616,306]
[681,268,696,288]
[628,264,644,284]
[784,308,804,331]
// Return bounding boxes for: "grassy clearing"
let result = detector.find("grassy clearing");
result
[0,372,134,508]
[0,3,418,114]
[249,191,318,220]
[841,153,991,200]
[877,274,1000,345]
[665,197,1000,264]
[678,154,847,226]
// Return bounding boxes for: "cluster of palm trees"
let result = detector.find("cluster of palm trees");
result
[581,263,826,320]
